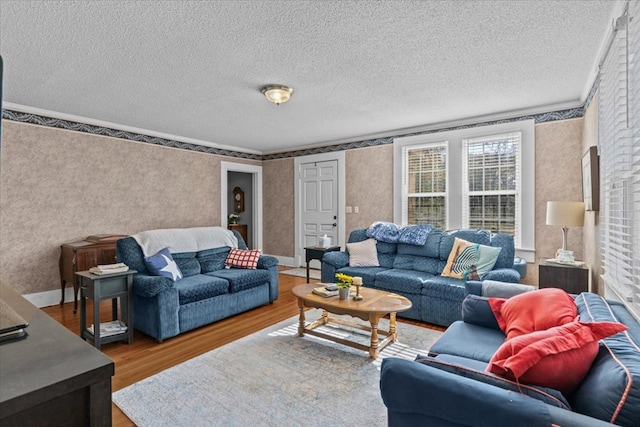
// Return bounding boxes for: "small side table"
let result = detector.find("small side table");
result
[538,258,589,294]
[77,270,136,350]
[304,246,340,283]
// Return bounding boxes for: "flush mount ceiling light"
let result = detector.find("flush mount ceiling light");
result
[261,84,293,105]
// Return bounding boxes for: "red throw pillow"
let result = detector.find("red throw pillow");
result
[487,321,628,394]
[488,288,578,340]
[225,248,261,269]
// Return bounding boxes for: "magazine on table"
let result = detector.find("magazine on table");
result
[88,320,128,337]
[89,263,129,275]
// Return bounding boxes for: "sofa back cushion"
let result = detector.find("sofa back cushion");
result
[393,255,444,274]
[489,233,515,269]
[197,247,232,273]
[396,228,444,259]
[171,252,201,277]
[570,293,640,426]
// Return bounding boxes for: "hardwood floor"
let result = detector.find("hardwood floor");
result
[42,268,442,426]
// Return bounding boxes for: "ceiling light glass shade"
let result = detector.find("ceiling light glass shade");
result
[261,85,293,105]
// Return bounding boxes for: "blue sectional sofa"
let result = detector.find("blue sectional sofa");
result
[380,291,640,427]
[321,227,520,326]
[116,228,278,341]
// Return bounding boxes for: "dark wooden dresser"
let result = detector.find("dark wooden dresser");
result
[59,234,126,313]
[0,282,114,426]
[228,224,248,246]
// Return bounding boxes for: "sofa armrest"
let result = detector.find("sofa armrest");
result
[483,268,520,283]
[465,280,535,298]
[132,274,175,298]
[257,254,278,269]
[321,251,350,282]
[322,251,349,268]
[381,358,556,427]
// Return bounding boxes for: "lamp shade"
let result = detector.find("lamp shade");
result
[546,201,585,227]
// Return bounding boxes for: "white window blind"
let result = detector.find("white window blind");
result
[599,0,640,319]
[402,143,447,229]
[462,133,521,247]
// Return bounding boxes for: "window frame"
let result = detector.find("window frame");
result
[462,132,522,247]
[402,142,449,229]
[393,119,535,262]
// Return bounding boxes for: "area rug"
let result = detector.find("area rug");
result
[281,267,321,280]
[112,310,442,427]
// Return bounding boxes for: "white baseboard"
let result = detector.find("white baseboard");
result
[272,255,296,268]
[24,287,75,308]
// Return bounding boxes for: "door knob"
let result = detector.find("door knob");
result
[333,223,337,227]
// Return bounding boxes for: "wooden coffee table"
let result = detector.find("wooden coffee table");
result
[291,283,412,358]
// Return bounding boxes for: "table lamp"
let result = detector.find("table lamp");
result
[546,201,584,262]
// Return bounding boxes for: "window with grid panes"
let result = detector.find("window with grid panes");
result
[463,133,520,245]
[599,0,640,320]
[394,120,535,260]
[405,144,447,229]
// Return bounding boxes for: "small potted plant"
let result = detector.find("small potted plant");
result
[228,213,240,225]
[335,273,353,300]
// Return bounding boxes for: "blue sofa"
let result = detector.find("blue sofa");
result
[321,227,520,326]
[380,291,640,426]
[116,229,278,341]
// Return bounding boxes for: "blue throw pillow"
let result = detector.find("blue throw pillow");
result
[144,247,183,281]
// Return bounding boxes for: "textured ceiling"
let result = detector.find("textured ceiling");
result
[0,1,620,154]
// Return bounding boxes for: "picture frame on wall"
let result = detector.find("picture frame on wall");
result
[582,146,600,211]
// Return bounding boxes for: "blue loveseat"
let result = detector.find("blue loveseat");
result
[116,228,278,341]
[380,291,640,426]
[321,227,521,326]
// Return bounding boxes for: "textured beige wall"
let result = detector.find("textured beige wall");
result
[0,121,245,294]
[530,118,585,286]
[344,145,394,241]
[1,116,589,295]
[262,157,294,256]
[582,94,600,294]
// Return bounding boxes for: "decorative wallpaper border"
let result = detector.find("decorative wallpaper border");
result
[0,110,263,160]
[2,105,585,161]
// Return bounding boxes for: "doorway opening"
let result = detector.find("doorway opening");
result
[221,162,263,250]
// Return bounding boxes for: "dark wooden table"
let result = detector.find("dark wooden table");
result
[0,282,114,426]
[77,270,135,350]
[538,258,589,294]
[304,245,340,282]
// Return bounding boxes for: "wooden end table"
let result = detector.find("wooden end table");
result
[539,258,589,294]
[291,283,412,358]
[304,246,340,282]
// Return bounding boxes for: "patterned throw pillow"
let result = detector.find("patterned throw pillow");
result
[347,238,379,267]
[225,248,261,269]
[144,247,184,281]
[442,238,502,280]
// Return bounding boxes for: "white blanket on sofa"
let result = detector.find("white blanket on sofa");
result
[132,226,238,256]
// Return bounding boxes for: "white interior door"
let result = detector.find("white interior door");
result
[301,160,338,268]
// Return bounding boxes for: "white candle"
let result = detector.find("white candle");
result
[352,276,363,285]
